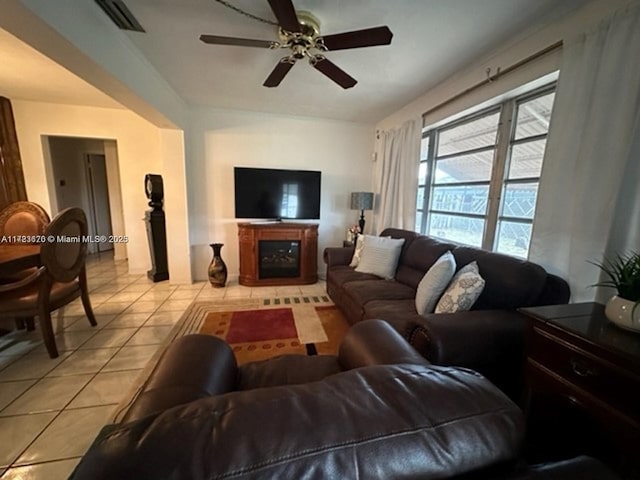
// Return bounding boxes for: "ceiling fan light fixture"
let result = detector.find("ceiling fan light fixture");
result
[294,11,321,37]
[202,0,392,89]
[278,11,321,52]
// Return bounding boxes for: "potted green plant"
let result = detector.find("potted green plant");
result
[591,251,640,332]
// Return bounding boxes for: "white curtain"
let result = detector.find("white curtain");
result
[529,3,640,302]
[371,118,421,234]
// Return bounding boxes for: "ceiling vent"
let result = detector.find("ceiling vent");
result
[95,0,145,32]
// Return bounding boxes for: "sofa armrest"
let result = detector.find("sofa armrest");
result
[408,310,527,366]
[119,334,238,423]
[408,310,528,400]
[338,319,430,370]
[323,246,354,267]
[539,273,571,305]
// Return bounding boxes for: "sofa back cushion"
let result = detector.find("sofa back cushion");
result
[452,246,547,309]
[379,228,420,257]
[395,236,459,289]
[381,230,550,310]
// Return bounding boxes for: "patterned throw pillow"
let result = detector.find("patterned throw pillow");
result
[435,261,485,313]
[415,251,457,315]
[349,234,366,267]
[355,236,405,279]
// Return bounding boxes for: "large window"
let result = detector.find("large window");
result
[416,85,555,258]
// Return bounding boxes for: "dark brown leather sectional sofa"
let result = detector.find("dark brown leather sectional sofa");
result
[324,228,570,399]
[71,320,616,479]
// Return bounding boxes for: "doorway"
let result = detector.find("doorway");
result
[46,136,125,257]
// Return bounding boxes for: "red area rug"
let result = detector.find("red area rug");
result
[168,297,350,365]
[225,308,298,343]
[200,307,305,364]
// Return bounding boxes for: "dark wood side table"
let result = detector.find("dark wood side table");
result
[519,302,640,479]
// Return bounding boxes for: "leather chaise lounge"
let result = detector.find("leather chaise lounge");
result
[324,228,570,399]
[71,320,616,479]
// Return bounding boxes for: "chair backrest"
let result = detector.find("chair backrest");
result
[41,208,88,282]
[0,201,50,241]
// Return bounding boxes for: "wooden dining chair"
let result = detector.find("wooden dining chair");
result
[0,201,50,242]
[0,207,97,358]
[0,201,51,331]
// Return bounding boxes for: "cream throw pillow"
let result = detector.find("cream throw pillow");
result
[435,261,485,313]
[349,234,366,267]
[415,251,456,315]
[355,236,405,279]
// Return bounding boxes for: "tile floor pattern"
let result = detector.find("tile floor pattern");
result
[0,254,327,479]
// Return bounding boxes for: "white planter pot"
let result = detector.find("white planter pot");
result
[605,295,640,333]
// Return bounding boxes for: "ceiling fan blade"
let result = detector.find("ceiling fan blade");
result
[267,0,301,33]
[311,57,357,89]
[263,59,295,87]
[320,26,393,51]
[199,34,275,48]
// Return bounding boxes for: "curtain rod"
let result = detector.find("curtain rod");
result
[421,40,563,118]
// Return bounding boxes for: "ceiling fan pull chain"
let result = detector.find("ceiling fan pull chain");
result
[213,0,278,27]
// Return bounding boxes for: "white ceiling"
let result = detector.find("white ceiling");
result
[121,0,587,122]
[0,0,590,123]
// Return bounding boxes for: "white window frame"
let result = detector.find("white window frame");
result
[416,83,556,258]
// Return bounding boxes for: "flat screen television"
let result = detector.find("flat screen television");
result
[234,167,321,220]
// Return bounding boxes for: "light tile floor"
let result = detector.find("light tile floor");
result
[0,253,326,479]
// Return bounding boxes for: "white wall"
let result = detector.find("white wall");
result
[187,108,374,281]
[11,100,191,282]
[159,129,191,283]
[104,140,126,261]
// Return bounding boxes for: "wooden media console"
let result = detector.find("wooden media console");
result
[237,222,318,286]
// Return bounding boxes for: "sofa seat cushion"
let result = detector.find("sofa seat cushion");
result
[327,265,380,286]
[343,279,416,306]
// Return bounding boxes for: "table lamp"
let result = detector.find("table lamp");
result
[350,192,374,234]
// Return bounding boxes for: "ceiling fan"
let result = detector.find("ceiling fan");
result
[200,0,393,89]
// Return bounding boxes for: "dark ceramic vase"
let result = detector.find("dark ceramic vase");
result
[208,243,227,288]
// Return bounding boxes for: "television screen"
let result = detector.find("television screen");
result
[234,167,321,220]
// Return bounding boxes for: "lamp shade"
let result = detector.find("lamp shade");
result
[350,192,374,211]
